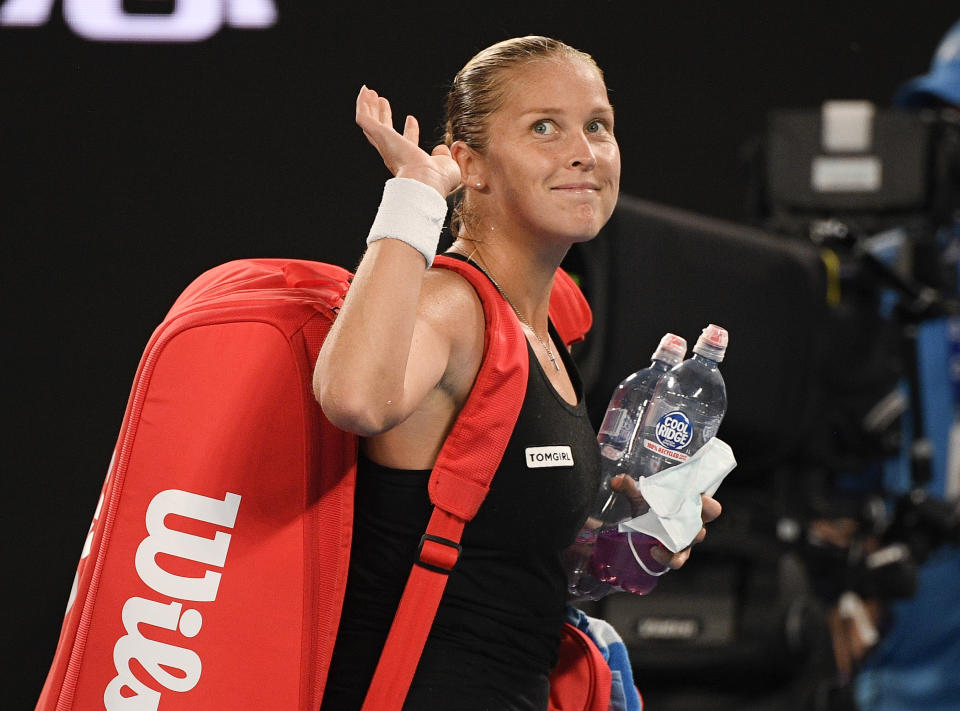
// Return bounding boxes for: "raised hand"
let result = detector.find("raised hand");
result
[355,85,461,198]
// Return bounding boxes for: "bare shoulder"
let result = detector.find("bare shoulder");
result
[420,266,484,331]
[359,267,486,467]
[419,266,484,390]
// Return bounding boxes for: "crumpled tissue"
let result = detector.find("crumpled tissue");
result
[618,437,736,553]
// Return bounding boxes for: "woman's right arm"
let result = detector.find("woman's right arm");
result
[313,87,463,436]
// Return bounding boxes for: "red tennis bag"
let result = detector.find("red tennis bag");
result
[35,255,608,711]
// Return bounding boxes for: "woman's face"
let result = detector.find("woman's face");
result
[476,57,620,246]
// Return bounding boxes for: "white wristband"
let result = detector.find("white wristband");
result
[366,177,448,267]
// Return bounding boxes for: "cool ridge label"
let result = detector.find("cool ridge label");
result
[644,410,694,462]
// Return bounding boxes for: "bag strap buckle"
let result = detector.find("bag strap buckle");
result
[416,534,462,575]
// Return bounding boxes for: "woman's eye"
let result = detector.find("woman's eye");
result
[533,120,556,135]
[586,120,606,133]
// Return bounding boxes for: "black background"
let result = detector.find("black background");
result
[4,2,958,707]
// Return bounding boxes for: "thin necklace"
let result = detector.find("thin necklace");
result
[453,244,561,372]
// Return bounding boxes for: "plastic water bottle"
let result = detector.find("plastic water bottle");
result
[564,333,687,599]
[575,324,730,598]
[633,324,729,478]
[593,324,729,595]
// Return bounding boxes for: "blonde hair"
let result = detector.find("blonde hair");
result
[443,36,604,237]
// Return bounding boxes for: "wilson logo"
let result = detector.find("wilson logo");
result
[104,489,241,710]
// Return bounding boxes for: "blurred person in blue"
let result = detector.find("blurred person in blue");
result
[855,17,960,711]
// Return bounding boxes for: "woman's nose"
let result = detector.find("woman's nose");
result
[569,132,598,169]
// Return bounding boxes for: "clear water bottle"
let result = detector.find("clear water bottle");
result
[581,324,730,598]
[565,333,688,599]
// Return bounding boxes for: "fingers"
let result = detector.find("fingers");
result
[356,85,396,134]
[650,545,670,567]
[403,115,420,147]
[654,503,715,570]
[355,85,378,125]
[356,87,386,149]
[359,87,393,138]
[701,494,721,523]
[651,545,691,570]
[609,474,642,500]
[355,84,368,115]
[378,96,392,128]
[650,497,717,570]
[356,86,427,155]
[615,488,721,572]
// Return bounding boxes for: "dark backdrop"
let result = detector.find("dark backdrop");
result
[4,2,957,707]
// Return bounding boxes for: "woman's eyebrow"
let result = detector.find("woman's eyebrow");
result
[519,105,615,116]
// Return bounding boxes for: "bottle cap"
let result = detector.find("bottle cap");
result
[652,333,687,366]
[693,324,729,362]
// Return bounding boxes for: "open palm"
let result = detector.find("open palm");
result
[355,86,461,197]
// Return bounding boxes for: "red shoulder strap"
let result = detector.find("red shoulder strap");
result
[361,255,528,710]
[361,256,594,710]
[549,267,592,347]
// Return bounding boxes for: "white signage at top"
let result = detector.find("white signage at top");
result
[0,0,277,42]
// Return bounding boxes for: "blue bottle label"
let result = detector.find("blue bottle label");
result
[643,411,693,462]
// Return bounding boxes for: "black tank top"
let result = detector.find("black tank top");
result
[321,268,601,711]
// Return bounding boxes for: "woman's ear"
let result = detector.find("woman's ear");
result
[450,140,485,190]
